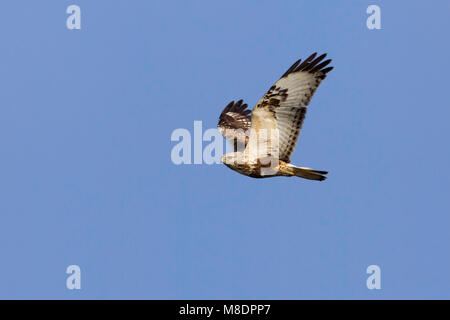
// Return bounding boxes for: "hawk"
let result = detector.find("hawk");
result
[218,52,333,181]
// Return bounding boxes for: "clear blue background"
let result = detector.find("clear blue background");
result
[0,0,449,299]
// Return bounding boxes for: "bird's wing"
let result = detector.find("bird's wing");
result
[248,52,333,162]
[217,99,252,148]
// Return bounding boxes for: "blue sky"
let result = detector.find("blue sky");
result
[0,0,449,299]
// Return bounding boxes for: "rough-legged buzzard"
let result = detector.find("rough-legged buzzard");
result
[218,53,333,181]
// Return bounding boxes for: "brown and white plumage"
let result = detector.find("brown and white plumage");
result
[218,53,333,180]
[218,99,251,150]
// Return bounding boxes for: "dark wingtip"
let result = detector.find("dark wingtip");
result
[222,101,234,113]
[219,99,252,123]
[281,58,302,78]
[322,66,334,74]
[281,52,334,78]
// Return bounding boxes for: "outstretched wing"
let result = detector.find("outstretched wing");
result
[250,52,333,162]
[218,99,252,148]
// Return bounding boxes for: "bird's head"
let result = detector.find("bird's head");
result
[221,152,245,168]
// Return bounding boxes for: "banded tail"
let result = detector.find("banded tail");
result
[279,163,328,181]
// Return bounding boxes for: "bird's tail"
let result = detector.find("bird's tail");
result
[279,163,328,181]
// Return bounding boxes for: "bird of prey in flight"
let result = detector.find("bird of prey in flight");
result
[218,52,333,181]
